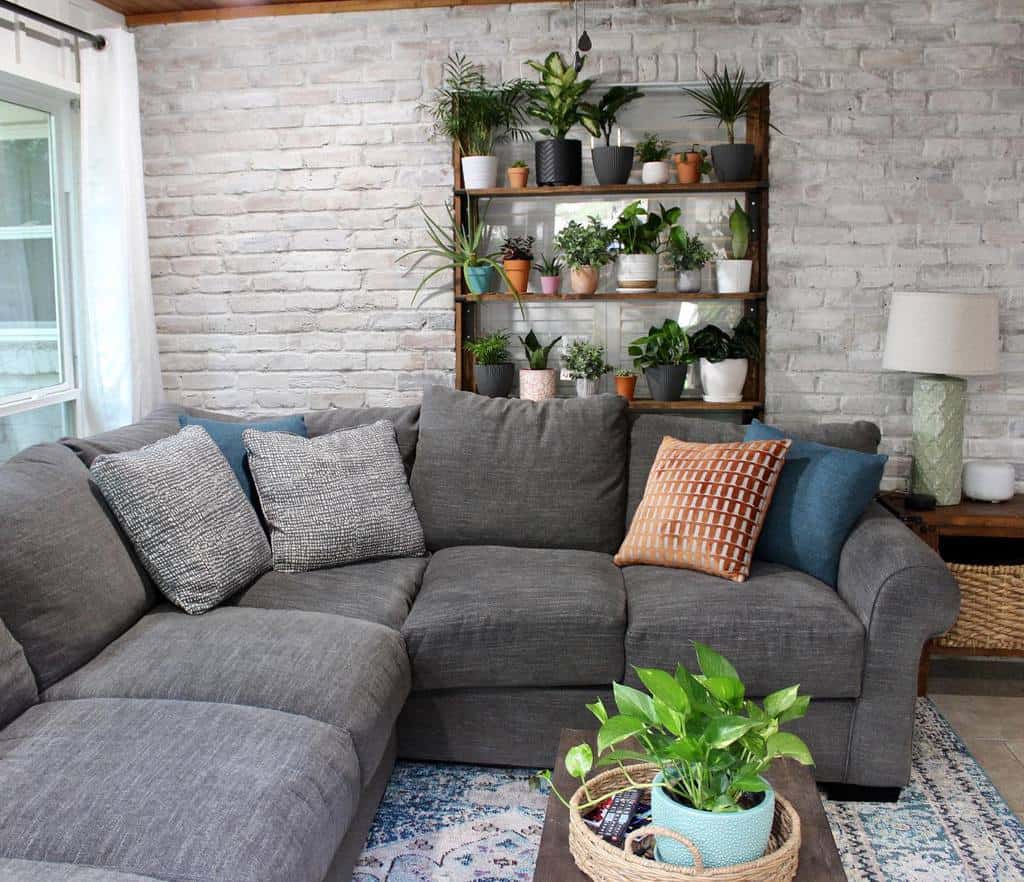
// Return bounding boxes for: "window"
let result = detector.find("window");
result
[0,84,77,460]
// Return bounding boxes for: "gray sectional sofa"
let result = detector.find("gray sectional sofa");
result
[0,387,959,882]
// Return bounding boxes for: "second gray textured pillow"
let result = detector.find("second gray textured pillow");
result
[90,425,272,614]
[244,420,425,573]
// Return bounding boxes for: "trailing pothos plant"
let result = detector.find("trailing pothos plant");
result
[537,643,814,814]
[628,317,693,369]
[691,316,761,363]
[611,201,680,255]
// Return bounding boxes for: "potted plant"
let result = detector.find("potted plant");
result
[399,203,520,310]
[614,368,637,402]
[692,316,760,403]
[519,329,562,401]
[682,67,775,183]
[667,226,714,293]
[507,160,529,188]
[426,54,530,190]
[465,330,514,398]
[636,132,673,184]
[502,235,534,295]
[672,143,710,184]
[716,200,753,294]
[525,51,594,186]
[538,643,813,869]
[564,338,611,398]
[610,200,679,293]
[628,317,693,401]
[534,252,563,296]
[552,217,613,297]
[580,85,643,185]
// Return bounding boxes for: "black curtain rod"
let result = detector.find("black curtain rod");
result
[0,0,105,49]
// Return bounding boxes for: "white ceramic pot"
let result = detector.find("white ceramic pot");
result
[616,253,659,293]
[519,369,556,401]
[641,161,672,184]
[963,461,1015,502]
[676,268,702,293]
[576,377,600,398]
[715,259,753,294]
[461,155,498,190]
[700,358,748,403]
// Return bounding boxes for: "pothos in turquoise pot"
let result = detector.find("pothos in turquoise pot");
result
[539,643,814,869]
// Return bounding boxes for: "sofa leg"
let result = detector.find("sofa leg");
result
[822,783,902,803]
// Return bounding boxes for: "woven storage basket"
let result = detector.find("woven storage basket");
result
[939,563,1024,651]
[567,763,800,882]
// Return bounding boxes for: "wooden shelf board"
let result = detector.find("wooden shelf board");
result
[455,181,769,198]
[627,399,763,411]
[456,290,766,303]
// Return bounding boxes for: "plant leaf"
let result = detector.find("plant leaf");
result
[587,697,609,724]
[694,642,740,681]
[613,681,656,724]
[763,685,799,720]
[565,743,594,779]
[703,715,756,749]
[597,714,646,754]
[766,732,814,766]
[635,667,689,714]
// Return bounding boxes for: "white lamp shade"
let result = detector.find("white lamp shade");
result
[882,291,1000,377]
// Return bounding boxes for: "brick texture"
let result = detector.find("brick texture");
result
[134,0,1024,489]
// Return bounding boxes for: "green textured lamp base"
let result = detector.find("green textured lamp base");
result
[911,374,965,506]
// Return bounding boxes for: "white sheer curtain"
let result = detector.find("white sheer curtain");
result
[76,28,163,436]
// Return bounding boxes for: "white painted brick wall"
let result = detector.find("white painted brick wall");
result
[134,0,1024,489]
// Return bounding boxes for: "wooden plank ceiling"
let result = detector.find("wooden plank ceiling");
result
[116,0,552,28]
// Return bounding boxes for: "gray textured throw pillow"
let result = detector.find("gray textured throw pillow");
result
[244,419,425,573]
[90,425,272,614]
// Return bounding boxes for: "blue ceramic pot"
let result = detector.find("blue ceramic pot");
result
[464,265,493,294]
[651,773,775,868]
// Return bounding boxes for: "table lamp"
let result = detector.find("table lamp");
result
[882,291,1000,506]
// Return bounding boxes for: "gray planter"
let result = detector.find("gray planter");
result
[645,364,688,402]
[711,143,755,182]
[474,363,515,398]
[536,138,582,186]
[591,145,634,185]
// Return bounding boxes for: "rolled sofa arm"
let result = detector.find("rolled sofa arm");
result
[836,502,960,786]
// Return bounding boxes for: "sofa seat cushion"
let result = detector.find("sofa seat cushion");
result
[623,561,865,698]
[44,606,409,785]
[403,546,626,690]
[0,858,169,881]
[0,698,360,882]
[238,557,428,630]
[0,617,37,729]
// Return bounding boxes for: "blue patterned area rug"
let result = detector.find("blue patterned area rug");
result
[355,700,1024,882]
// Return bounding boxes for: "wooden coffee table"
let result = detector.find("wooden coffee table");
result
[533,729,845,882]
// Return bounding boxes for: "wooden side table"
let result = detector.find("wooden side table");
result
[878,492,1024,694]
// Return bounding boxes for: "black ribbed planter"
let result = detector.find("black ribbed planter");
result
[536,138,582,186]
[474,363,515,398]
[591,145,634,185]
[711,144,755,182]
[645,365,688,402]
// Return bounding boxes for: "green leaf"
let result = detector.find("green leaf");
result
[595,748,651,767]
[778,694,811,724]
[635,667,689,713]
[652,698,684,736]
[731,775,768,793]
[597,714,646,754]
[694,642,740,681]
[766,732,814,766]
[702,675,745,706]
[565,743,594,779]
[703,715,757,749]
[763,685,799,720]
[613,682,656,724]
[587,697,609,724]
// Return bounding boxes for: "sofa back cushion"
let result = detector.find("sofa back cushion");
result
[0,444,156,689]
[627,415,881,525]
[411,387,629,553]
[304,405,420,474]
[0,617,37,728]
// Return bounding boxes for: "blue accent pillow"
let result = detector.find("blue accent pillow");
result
[178,414,307,503]
[743,420,887,587]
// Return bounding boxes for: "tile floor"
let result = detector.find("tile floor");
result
[929,657,1024,823]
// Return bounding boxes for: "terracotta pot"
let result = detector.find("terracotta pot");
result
[673,152,700,184]
[519,368,556,401]
[615,375,637,401]
[540,274,561,295]
[569,265,599,296]
[506,166,529,188]
[503,259,530,295]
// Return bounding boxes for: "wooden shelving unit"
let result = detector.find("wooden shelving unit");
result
[451,85,771,416]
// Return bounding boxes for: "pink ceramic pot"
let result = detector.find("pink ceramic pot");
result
[540,275,561,295]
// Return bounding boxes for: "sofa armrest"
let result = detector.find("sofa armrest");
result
[835,501,960,786]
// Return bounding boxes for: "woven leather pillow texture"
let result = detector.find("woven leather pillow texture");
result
[244,420,425,573]
[90,425,272,614]
[614,435,791,582]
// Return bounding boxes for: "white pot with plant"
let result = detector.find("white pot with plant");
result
[518,329,561,401]
[553,218,614,297]
[668,226,713,293]
[538,642,814,869]
[636,131,673,184]
[611,200,677,293]
[716,200,753,294]
[426,54,531,191]
[564,338,611,398]
[692,317,760,403]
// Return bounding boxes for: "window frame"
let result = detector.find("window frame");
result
[0,75,78,421]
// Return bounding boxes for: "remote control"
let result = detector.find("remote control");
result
[596,789,641,846]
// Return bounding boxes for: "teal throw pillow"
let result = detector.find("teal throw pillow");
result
[743,420,887,587]
[178,414,307,503]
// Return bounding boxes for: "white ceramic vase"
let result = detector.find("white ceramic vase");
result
[576,377,600,398]
[715,259,753,294]
[641,161,671,184]
[700,358,748,403]
[676,268,702,293]
[461,155,498,190]
[616,253,659,293]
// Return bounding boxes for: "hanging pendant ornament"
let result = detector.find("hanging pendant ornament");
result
[573,0,590,72]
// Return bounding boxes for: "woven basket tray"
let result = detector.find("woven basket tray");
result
[567,763,800,882]
[939,563,1024,651]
